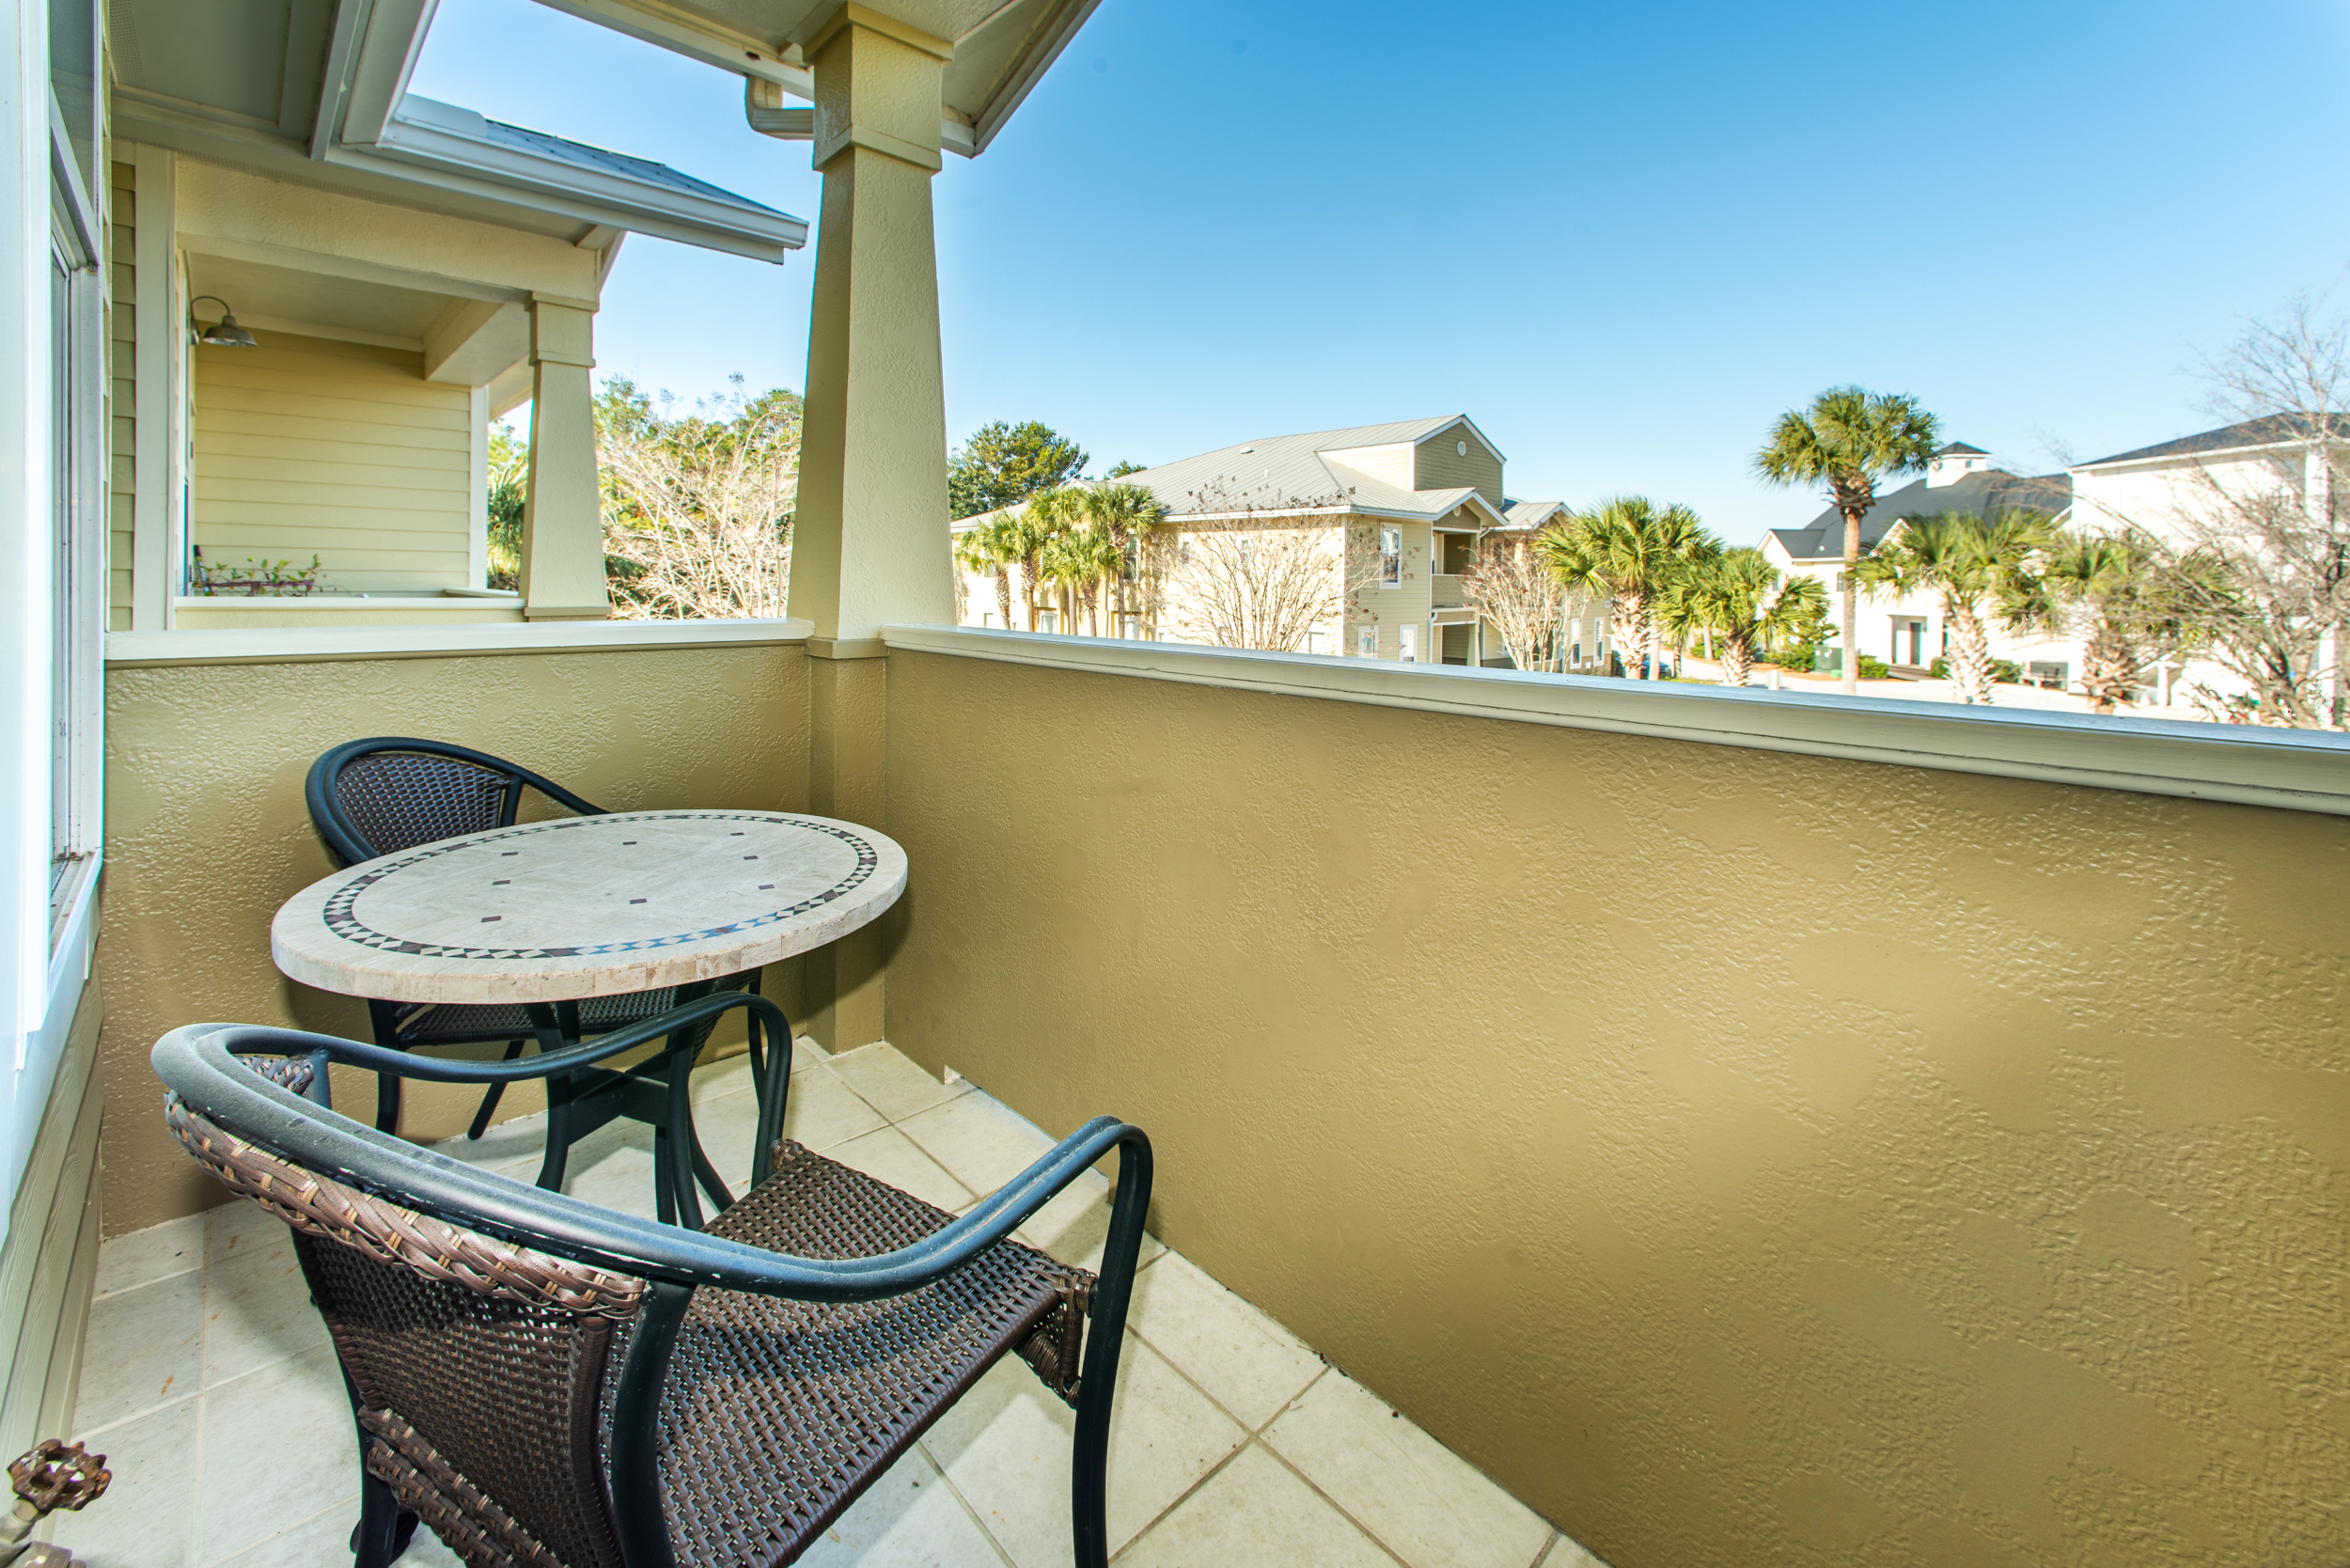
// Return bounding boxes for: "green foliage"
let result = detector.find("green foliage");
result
[1753,387,1941,512]
[190,552,324,596]
[1106,460,1147,478]
[948,421,1088,519]
[486,424,525,591]
[1928,655,2024,683]
[592,375,804,619]
[1856,654,1893,680]
[1535,495,1719,678]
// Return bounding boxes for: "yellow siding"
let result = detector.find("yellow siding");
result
[107,160,133,631]
[192,332,473,594]
[1413,423,1505,506]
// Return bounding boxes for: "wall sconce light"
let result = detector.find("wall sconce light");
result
[190,295,258,348]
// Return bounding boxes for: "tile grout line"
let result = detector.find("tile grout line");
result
[911,1436,1023,1568]
[1245,1425,1418,1568]
[198,1490,361,1568]
[1106,1436,1261,1564]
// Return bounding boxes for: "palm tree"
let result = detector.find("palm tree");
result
[1080,482,1166,636]
[1038,525,1123,635]
[1755,387,1940,695]
[953,517,1019,630]
[2005,529,2200,714]
[1536,496,1719,678]
[1856,509,2052,703]
[1005,489,1081,631]
[1658,548,1829,687]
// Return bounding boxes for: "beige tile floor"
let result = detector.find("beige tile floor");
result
[66,1040,1611,1568]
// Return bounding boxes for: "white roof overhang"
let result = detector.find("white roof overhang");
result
[539,0,1104,156]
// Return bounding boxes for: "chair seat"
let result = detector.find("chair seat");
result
[388,986,703,1047]
[631,1141,1093,1568]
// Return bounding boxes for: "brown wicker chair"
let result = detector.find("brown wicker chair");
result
[153,1018,1152,1568]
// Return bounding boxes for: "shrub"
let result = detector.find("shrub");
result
[1856,654,1892,680]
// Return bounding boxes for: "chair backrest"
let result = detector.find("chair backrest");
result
[165,1064,636,1568]
[306,738,608,869]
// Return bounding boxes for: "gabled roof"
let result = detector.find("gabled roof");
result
[1501,499,1565,530]
[1936,441,1990,456]
[1081,416,1509,525]
[1765,469,2074,562]
[480,119,785,215]
[2078,414,2350,468]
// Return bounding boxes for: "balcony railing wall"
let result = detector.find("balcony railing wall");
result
[95,625,812,1237]
[874,631,2350,1568]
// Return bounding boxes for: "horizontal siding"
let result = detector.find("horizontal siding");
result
[197,449,474,489]
[1413,424,1506,507]
[194,331,473,595]
[108,161,133,630]
[0,982,102,1458]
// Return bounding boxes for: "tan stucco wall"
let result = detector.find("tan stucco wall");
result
[880,649,2350,1568]
[95,642,811,1237]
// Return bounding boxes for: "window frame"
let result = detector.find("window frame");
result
[44,97,104,964]
[1379,525,1401,587]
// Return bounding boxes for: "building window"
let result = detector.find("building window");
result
[1379,525,1401,586]
[1399,625,1418,663]
[1571,641,1582,666]
[1038,609,1058,634]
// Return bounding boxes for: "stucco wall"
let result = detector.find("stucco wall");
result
[96,641,810,1237]
[880,648,2349,1568]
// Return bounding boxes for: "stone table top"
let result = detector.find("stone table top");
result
[270,809,907,1005]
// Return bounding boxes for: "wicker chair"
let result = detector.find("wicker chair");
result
[305,738,768,1220]
[153,1014,1152,1568]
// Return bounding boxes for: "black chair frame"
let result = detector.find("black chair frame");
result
[305,737,770,1223]
[154,1017,1152,1568]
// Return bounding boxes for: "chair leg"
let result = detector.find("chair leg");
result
[1069,1132,1153,1568]
[372,1071,402,1136]
[349,1471,417,1568]
[465,1041,525,1139]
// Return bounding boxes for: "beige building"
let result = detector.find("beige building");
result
[952,414,1608,668]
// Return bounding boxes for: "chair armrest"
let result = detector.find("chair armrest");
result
[153,1022,1146,1305]
[306,991,791,1086]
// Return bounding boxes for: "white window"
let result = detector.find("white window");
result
[1379,525,1401,586]
[1304,629,1331,655]
[1037,609,1059,634]
[1357,626,1378,658]
[1571,642,1582,666]
[1399,625,1418,663]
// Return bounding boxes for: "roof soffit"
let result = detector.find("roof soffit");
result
[540,0,1103,151]
[113,0,802,259]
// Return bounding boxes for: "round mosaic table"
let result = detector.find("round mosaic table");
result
[272,809,909,1007]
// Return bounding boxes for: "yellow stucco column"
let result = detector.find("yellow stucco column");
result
[786,6,952,1050]
[520,292,610,619]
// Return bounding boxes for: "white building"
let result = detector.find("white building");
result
[1759,443,2074,681]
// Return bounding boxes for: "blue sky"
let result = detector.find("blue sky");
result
[413,0,2350,541]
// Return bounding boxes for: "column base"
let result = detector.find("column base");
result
[523,604,611,620]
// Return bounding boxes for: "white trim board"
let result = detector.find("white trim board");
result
[107,617,811,667]
[881,624,2350,818]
